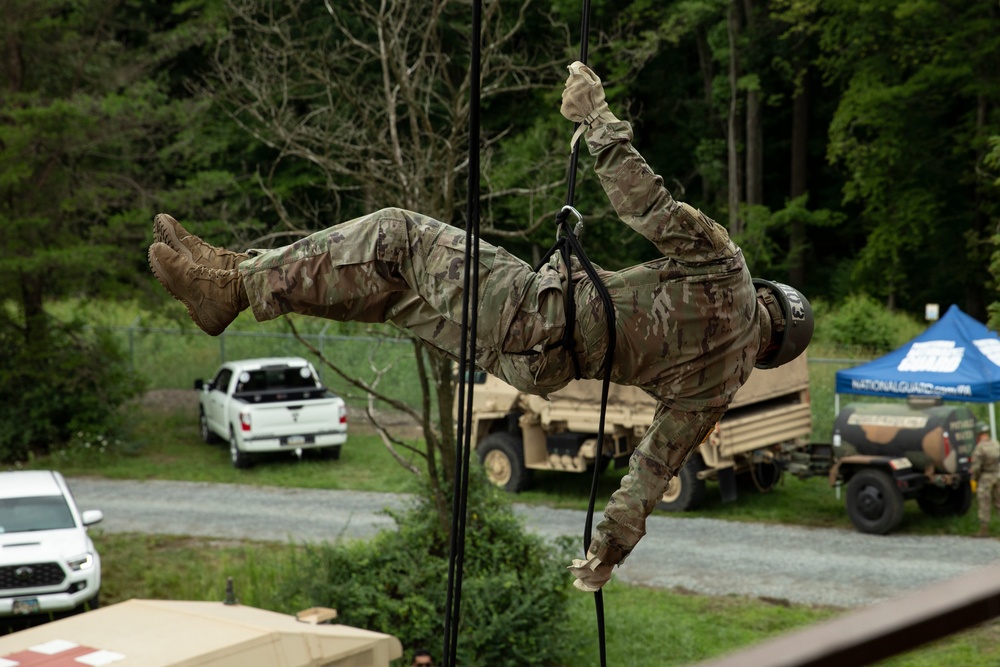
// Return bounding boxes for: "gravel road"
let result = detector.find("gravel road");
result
[69,478,1000,609]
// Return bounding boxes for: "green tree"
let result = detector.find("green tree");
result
[814,0,1000,314]
[204,0,572,530]
[0,0,231,457]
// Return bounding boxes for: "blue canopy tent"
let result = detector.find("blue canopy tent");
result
[835,305,1000,438]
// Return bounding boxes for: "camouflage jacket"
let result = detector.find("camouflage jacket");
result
[575,121,762,413]
[971,438,1000,479]
[573,121,764,566]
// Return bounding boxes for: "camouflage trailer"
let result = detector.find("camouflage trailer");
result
[786,399,975,534]
[465,353,812,512]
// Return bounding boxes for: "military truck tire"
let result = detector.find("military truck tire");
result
[657,454,706,512]
[478,432,532,493]
[917,480,972,517]
[846,469,904,534]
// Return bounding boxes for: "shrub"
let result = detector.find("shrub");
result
[821,294,923,353]
[0,316,145,462]
[267,469,576,667]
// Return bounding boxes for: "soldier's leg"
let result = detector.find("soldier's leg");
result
[992,476,1000,515]
[240,207,554,368]
[977,480,992,526]
[588,403,724,565]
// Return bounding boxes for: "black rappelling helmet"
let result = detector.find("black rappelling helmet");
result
[753,279,814,370]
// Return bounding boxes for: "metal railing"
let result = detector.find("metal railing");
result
[696,561,1000,667]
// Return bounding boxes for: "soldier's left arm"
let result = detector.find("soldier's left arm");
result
[581,121,733,263]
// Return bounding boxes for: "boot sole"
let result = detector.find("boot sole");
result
[153,214,195,262]
[148,244,224,336]
[153,214,248,271]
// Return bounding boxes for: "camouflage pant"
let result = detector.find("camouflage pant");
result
[240,207,598,395]
[977,472,1000,524]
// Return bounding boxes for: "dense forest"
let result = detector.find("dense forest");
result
[3,0,1000,322]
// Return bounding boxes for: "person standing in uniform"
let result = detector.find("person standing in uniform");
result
[147,62,813,591]
[970,423,1000,537]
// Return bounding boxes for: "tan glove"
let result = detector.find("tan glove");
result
[560,61,620,149]
[567,551,614,592]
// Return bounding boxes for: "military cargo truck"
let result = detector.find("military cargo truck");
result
[785,399,975,534]
[466,354,812,511]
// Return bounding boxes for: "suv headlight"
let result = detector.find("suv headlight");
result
[67,553,95,571]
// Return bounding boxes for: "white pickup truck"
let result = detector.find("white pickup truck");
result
[194,357,348,468]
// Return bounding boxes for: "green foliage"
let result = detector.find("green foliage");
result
[736,195,846,278]
[818,294,924,353]
[0,315,144,462]
[266,471,574,667]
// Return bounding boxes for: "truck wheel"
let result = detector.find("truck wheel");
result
[657,454,706,512]
[200,410,220,444]
[477,432,532,493]
[917,481,972,517]
[229,430,254,469]
[739,460,783,494]
[846,469,904,534]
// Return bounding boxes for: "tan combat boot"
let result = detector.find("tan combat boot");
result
[153,213,249,271]
[976,522,991,538]
[148,242,249,336]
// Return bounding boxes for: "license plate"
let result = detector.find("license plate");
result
[286,435,306,446]
[12,598,40,615]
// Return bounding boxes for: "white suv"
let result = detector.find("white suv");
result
[0,471,103,619]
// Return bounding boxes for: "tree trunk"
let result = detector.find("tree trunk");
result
[20,274,47,350]
[727,0,744,235]
[789,66,810,287]
[743,0,763,207]
[695,26,716,202]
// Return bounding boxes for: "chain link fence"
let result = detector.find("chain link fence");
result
[103,324,871,441]
[103,325,423,411]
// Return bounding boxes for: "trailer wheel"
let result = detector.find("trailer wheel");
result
[478,432,532,493]
[657,454,706,512]
[846,469,904,534]
[917,480,972,517]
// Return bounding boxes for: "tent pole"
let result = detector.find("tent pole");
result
[991,403,996,441]
[835,393,840,418]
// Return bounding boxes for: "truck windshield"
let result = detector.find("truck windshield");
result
[0,496,76,533]
[236,367,318,393]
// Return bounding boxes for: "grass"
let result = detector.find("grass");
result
[31,396,422,493]
[85,531,1000,667]
[9,301,995,662]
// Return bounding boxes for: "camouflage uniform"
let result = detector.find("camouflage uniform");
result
[970,436,1000,526]
[239,121,763,566]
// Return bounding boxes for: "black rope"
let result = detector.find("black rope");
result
[558,2,613,665]
[442,0,481,664]
[447,0,610,665]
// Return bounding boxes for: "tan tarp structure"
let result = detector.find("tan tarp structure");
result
[0,599,402,667]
